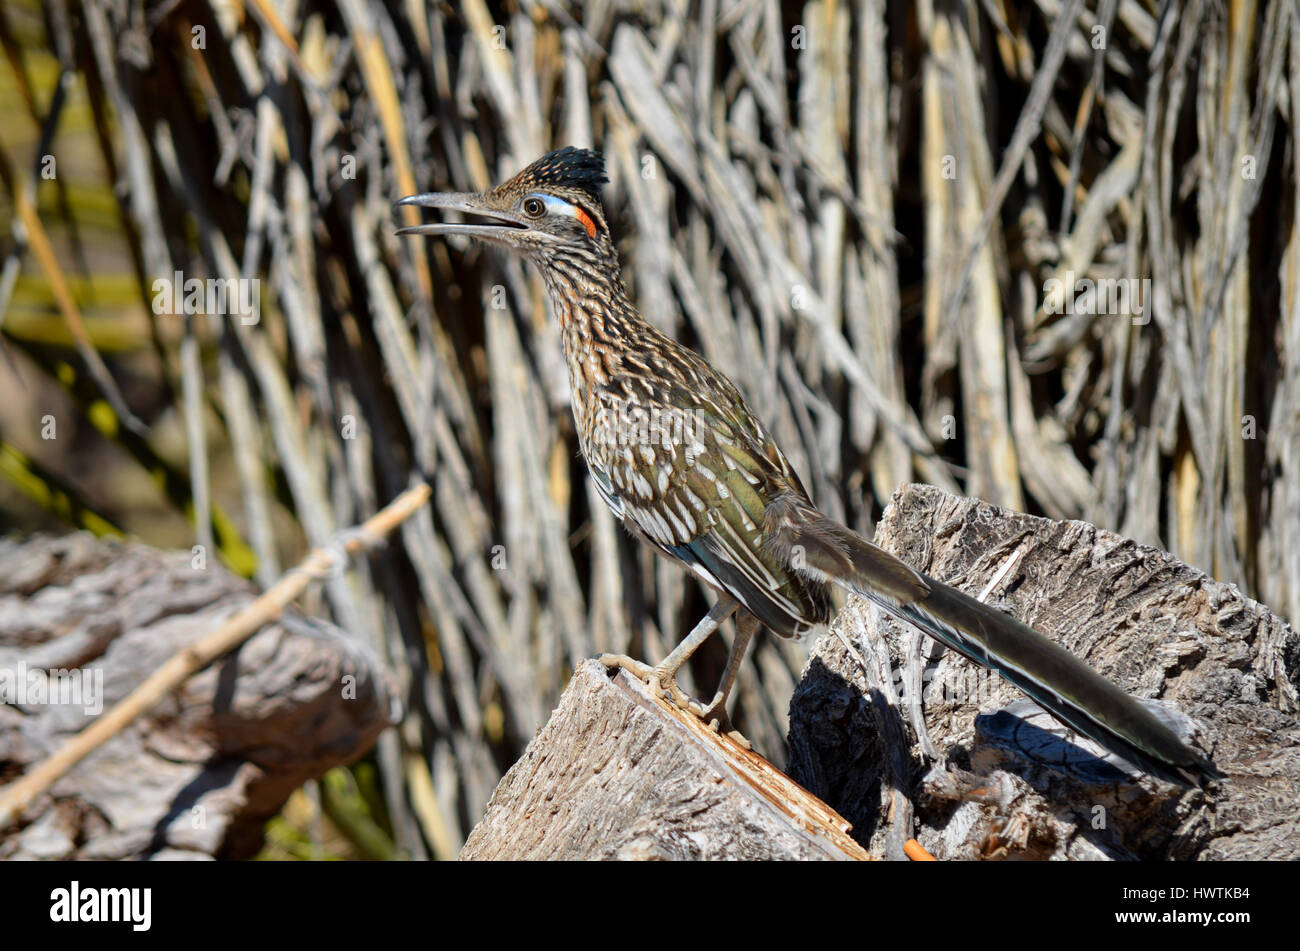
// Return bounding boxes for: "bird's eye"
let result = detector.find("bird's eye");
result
[522,197,546,218]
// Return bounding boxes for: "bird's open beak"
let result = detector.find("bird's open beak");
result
[394,192,531,243]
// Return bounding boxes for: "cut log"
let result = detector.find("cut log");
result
[788,484,1300,860]
[466,485,1297,861]
[461,660,868,860]
[0,533,395,859]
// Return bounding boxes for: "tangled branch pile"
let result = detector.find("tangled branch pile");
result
[1,0,1295,855]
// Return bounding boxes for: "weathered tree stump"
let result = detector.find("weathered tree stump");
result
[465,485,1297,861]
[461,660,868,860]
[0,533,395,859]
[789,484,1299,860]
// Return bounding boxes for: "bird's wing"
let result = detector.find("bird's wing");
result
[585,379,828,635]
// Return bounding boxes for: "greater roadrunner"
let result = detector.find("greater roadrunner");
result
[398,147,1219,786]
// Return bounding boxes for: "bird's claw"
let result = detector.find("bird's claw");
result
[689,695,752,750]
[599,654,751,748]
[599,653,692,708]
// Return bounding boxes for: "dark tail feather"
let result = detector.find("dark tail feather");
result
[764,496,1220,786]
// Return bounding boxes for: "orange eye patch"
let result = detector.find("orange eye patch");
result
[574,206,597,238]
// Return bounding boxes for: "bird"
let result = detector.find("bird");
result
[396,146,1220,787]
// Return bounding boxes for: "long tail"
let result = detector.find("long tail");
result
[764,495,1220,786]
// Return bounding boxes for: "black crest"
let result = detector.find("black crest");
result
[513,147,608,205]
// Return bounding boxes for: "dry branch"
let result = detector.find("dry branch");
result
[0,533,396,858]
[0,482,429,833]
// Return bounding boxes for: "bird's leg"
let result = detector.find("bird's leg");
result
[689,612,760,748]
[601,596,739,709]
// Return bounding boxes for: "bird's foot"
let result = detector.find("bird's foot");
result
[688,694,751,750]
[599,654,751,748]
[599,653,693,709]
